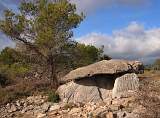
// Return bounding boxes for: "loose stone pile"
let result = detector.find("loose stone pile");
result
[0,95,145,118]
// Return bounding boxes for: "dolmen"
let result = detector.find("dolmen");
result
[57,59,144,103]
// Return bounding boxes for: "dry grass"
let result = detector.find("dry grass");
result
[0,78,55,105]
[135,76,160,118]
[138,70,160,80]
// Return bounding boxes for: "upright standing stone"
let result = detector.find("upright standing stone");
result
[112,73,139,98]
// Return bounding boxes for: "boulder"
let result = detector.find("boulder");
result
[57,73,140,103]
[57,77,113,103]
[61,60,143,82]
[57,60,143,103]
[112,73,139,98]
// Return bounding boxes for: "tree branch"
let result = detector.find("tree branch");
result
[15,37,47,60]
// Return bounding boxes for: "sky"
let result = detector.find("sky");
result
[0,0,160,64]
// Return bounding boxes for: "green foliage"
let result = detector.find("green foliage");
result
[0,74,11,87]
[47,91,60,103]
[0,47,17,65]
[0,47,30,84]
[0,0,111,105]
[75,44,101,66]
[74,44,111,67]
[0,0,84,86]
[0,85,31,105]
[0,0,110,107]
[0,0,84,57]
[0,78,53,105]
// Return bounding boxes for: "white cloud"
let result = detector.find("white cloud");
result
[78,22,160,61]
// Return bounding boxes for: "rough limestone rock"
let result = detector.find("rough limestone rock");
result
[62,59,143,82]
[57,60,143,103]
[112,73,139,98]
[57,77,113,103]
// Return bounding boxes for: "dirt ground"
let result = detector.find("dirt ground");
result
[138,70,160,80]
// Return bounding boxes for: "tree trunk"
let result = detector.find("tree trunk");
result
[50,61,59,89]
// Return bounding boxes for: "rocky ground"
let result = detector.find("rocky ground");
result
[0,95,145,118]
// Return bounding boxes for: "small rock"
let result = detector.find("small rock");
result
[9,113,16,117]
[109,105,120,111]
[49,110,59,115]
[21,108,27,114]
[87,112,94,118]
[92,108,108,117]
[61,109,69,114]
[49,104,60,111]
[106,112,114,118]
[68,108,82,115]
[41,102,51,112]
[117,111,127,118]
[8,104,17,113]
[16,100,21,107]
[27,105,34,110]
[23,102,28,107]
[6,103,10,108]
[37,113,47,118]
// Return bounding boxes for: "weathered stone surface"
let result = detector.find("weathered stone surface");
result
[41,102,51,112]
[57,73,139,103]
[62,59,143,82]
[57,60,143,103]
[37,113,47,118]
[112,73,139,98]
[68,108,82,115]
[57,77,113,103]
[49,104,60,111]
[106,112,114,118]
[8,104,17,113]
[0,95,142,118]
[92,107,108,117]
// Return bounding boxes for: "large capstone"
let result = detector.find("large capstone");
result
[57,60,144,103]
[61,59,143,83]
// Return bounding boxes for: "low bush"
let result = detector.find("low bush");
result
[47,91,60,103]
[0,78,55,105]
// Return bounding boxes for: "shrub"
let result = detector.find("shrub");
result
[0,74,13,87]
[0,78,54,105]
[47,91,60,103]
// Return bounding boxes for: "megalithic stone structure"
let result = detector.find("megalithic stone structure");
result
[112,73,139,98]
[57,60,143,103]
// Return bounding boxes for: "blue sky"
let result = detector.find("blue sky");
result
[0,0,160,63]
[73,0,160,37]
